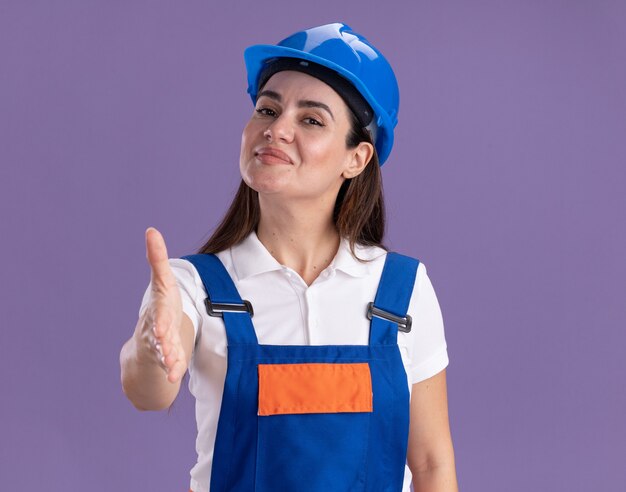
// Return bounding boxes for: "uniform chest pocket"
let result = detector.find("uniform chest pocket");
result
[258,362,373,415]
[255,362,373,492]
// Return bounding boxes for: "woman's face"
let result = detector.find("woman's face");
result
[239,70,368,203]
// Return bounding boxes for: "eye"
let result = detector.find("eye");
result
[255,107,277,117]
[304,116,324,127]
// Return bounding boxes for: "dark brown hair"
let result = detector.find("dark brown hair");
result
[196,109,386,258]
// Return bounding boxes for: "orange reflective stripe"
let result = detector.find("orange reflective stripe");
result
[258,362,373,416]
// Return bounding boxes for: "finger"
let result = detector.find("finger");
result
[154,344,166,368]
[150,335,164,360]
[167,329,181,349]
[145,227,175,286]
[152,317,177,340]
[150,321,183,374]
[167,359,188,383]
[149,331,168,359]
[159,326,179,353]
[152,322,170,341]
[164,347,178,368]
[161,339,175,359]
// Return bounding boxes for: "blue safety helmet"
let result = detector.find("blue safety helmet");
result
[244,23,400,165]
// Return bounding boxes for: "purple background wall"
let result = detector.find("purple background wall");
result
[1,1,624,490]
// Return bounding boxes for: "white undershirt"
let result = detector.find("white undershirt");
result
[139,231,449,492]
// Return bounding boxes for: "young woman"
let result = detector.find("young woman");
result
[120,22,458,492]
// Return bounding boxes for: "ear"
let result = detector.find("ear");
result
[342,142,374,179]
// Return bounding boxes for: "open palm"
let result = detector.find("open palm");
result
[144,227,187,384]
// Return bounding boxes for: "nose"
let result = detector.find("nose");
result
[264,113,294,143]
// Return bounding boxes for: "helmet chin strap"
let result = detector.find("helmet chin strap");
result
[365,119,378,147]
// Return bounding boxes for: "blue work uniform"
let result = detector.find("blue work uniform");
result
[181,251,419,492]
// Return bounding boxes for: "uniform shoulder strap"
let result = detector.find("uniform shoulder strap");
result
[180,254,258,345]
[369,252,420,346]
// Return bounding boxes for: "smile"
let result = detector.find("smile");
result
[254,147,293,165]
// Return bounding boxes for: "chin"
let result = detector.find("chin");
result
[242,174,290,196]
[241,165,293,195]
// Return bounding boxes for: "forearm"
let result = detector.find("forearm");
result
[119,315,181,411]
[408,371,458,491]
[412,463,458,492]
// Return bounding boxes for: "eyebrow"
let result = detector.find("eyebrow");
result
[257,89,335,121]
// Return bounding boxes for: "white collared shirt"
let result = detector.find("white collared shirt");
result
[139,231,449,492]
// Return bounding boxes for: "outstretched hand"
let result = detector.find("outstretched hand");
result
[144,227,188,384]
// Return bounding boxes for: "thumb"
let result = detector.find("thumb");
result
[145,227,175,285]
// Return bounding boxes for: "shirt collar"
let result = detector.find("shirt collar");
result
[331,237,384,277]
[230,231,284,280]
[230,231,385,280]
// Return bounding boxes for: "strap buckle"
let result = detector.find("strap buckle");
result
[205,293,254,318]
[366,302,412,333]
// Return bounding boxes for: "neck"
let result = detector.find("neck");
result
[256,195,340,286]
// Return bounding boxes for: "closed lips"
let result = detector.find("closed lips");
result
[255,147,292,163]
